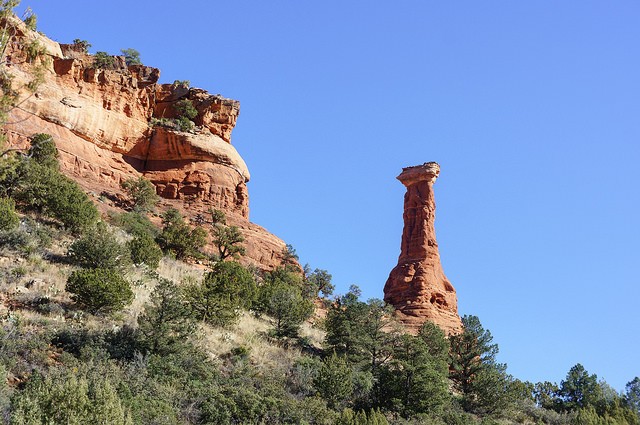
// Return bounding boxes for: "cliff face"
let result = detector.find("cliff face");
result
[384,163,462,335]
[2,17,287,270]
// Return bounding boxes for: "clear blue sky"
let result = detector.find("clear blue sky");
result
[19,1,639,391]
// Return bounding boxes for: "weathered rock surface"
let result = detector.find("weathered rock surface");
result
[384,163,462,335]
[2,16,288,270]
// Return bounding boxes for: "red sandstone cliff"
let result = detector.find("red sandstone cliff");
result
[2,16,287,270]
[384,162,462,335]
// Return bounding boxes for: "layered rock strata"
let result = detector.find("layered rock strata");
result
[2,16,287,270]
[383,162,462,334]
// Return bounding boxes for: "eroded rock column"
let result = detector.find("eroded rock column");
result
[383,162,462,335]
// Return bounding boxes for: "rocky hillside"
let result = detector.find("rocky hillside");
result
[2,15,287,270]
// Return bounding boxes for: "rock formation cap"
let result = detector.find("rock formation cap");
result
[397,162,440,186]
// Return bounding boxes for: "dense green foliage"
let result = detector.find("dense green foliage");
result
[137,277,195,355]
[27,133,58,168]
[93,51,115,69]
[72,38,91,53]
[111,211,159,237]
[212,225,246,260]
[128,231,162,269]
[306,267,335,298]
[0,134,99,233]
[120,176,159,212]
[255,267,314,338]
[186,261,256,326]
[120,48,141,66]
[66,268,134,313]
[449,315,513,415]
[0,196,19,231]
[67,223,131,271]
[156,208,207,260]
[174,98,198,132]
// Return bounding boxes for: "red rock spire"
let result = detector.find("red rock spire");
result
[383,162,462,335]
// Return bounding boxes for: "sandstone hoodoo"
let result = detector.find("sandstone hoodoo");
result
[384,162,463,335]
[1,16,288,270]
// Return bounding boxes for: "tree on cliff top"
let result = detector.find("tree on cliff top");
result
[120,48,141,66]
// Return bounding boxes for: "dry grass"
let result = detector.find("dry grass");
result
[156,256,205,285]
[197,312,325,372]
[197,312,292,374]
[1,219,327,373]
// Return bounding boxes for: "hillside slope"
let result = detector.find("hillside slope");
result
[3,15,287,271]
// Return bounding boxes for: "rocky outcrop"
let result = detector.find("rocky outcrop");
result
[2,16,288,270]
[384,163,462,335]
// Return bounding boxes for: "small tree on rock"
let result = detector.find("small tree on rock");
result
[120,48,141,66]
[120,176,159,212]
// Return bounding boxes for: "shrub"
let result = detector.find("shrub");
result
[137,277,194,355]
[256,279,313,338]
[174,99,198,120]
[67,223,131,271]
[72,39,91,53]
[93,51,115,69]
[0,197,19,231]
[128,232,162,269]
[23,12,37,30]
[66,268,133,313]
[186,261,257,326]
[25,39,46,63]
[44,175,99,232]
[120,176,159,212]
[0,155,20,198]
[28,133,58,168]
[314,353,354,410]
[0,227,30,250]
[156,208,207,260]
[111,211,158,237]
[174,99,197,132]
[175,116,194,132]
[120,48,141,66]
[10,370,132,424]
[212,225,245,261]
[171,80,190,89]
[13,162,99,233]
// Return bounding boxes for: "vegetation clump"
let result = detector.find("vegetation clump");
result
[66,268,133,313]
[72,38,91,53]
[174,98,198,132]
[120,47,141,66]
[120,176,159,212]
[0,196,19,231]
[1,134,99,233]
[128,231,162,269]
[186,261,256,326]
[209,208,246,261]
[156,208,207,260]
[67,223,131,271]
[93,51,115,69]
